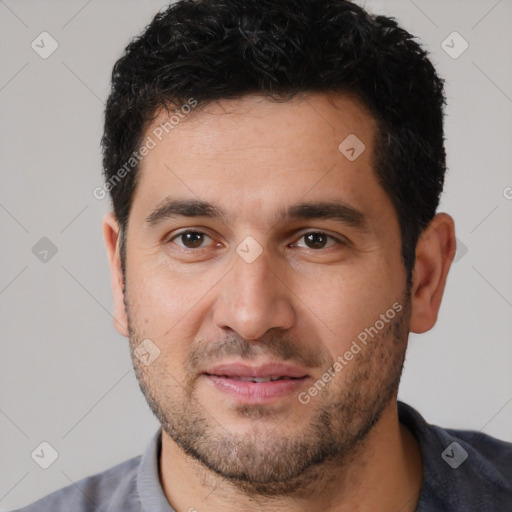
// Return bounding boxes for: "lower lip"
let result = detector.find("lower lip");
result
[205,375,308,403]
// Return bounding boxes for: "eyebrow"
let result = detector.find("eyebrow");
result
[145,197,368,231]
[145,198,228,226]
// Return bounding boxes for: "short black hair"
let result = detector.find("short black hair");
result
[101,0,446,284]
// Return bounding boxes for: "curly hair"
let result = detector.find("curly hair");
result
[101,0,446,283]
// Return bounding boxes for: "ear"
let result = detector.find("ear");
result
[409,213,456,334]
[102,212,129,337]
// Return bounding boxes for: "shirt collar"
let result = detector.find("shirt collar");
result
[137,403,505,512]
[137,427,176,512]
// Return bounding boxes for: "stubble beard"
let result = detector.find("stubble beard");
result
[126,289,411,497]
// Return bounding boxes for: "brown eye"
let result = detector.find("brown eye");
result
[172,231,211,249]
[294,232,341,250]
[304,232,328,249]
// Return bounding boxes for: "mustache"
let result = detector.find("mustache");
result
[186,333,329,373]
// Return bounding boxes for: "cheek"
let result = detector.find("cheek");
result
[296,258,401,356]
[125,263,179,342]
[125,258,216,368]
[127,254,194,318]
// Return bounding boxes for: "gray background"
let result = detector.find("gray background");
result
[1,0,511,509]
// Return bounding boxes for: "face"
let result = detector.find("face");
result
[116,92,412,494]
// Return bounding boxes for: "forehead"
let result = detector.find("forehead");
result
[144,92,376,167]
[130,92,390,230]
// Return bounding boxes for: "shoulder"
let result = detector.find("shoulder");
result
[441,426,512,489]
[398,401,512,511]
[423,426,512,511]
[10,455,141,512]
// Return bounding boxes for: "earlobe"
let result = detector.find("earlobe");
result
[409,213,456,334]
[102,212,129,337]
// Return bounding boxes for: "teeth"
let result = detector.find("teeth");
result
[236,376,283,382]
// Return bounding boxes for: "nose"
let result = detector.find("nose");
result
[212,244,296,341]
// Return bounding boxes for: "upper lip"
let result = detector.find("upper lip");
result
[204,362,309,379]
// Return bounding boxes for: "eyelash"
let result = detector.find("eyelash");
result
[168,230,347,251]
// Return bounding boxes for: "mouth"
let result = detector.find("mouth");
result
[214,375,303,383]
[203,362,310,403]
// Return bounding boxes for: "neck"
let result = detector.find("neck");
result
[159,400,423,512]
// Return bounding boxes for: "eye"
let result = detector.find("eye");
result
[170,230,215,249]
[293,231,345,250]
[167,230,346,252]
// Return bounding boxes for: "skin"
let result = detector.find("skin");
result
[103,92,456,511]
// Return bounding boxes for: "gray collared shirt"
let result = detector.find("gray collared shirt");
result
[11,402,512,511]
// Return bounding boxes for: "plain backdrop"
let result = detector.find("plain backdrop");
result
[1,0,511,509]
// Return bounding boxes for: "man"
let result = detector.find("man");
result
[13,0,512,511]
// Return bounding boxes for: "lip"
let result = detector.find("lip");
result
[203,362,310,404]
[205,362,309,379]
